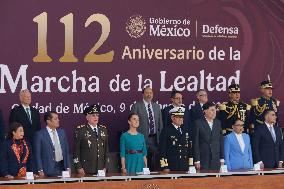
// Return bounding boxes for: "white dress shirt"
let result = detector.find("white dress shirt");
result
[234,132,245,153]
[89,124,98,135]
[46,127,61,147]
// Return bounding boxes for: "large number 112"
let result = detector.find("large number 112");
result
[33,12,114,63]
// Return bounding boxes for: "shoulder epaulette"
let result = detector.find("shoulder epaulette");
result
[246,104,251,110]
[76,125,85,129]
[219,103,227,111]
[99,125,107,129]
[251,98,259,106]
[276,100,280,107]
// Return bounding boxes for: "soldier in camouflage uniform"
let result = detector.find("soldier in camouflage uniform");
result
[218,84,251,135]
[73,104,109,175]
[250,80,280,131]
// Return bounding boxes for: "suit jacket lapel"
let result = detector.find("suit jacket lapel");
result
[30,108,35,124]
[201,119,211,142]
[57,129,65,152]
[44,128,54,149]
[273,126,280,143]
[264,125,275,143]
[20,105,31,125]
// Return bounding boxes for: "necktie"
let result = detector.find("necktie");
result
[26,108,32,123]
[147,103,155,135]
[178,127,182,135]
[269,126,276,142]
[52,130,63,162]
[94,127,98,137]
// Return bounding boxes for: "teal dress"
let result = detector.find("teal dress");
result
[120,132,147,173]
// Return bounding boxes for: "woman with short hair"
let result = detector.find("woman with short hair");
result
[1,122,34,179]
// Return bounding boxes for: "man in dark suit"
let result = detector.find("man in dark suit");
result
[73,104,109,175]
[9,89,41,143]
[252,109,283,169]
[0,109,5,142]
[193,102,224,170]
[131,87,163,170]
[159,107,193,171]
[34,111,70,177]
[189,89,208,124]
[162,90,190,130]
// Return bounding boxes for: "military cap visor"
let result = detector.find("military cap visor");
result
[228,84,240,93]
[83,104,101,115]
[170,107,185,117]
[260,80,273,89]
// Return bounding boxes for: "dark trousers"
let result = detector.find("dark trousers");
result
[48,160,64,176]
[147,136,158,171]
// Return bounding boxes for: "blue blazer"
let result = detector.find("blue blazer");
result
[34,128,70,176]
[1,139,34,176]
[224,133,253,170]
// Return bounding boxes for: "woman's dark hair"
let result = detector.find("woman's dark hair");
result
[128,113,139,121]
[8,122,23,139]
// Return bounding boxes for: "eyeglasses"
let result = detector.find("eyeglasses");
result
[234,124,244,127]
[174,97,183,100]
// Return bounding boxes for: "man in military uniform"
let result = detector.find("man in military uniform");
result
[159,107,193,172]
[218,84,251,135]
[250,80,280,130]
[73,104,109,175]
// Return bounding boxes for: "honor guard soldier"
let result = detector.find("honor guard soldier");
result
[159,107,193,172]
[218,84,251,135]
[73,104,109,175]
[250,80,280,131]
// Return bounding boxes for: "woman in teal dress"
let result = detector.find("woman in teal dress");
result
[120,113,147,174]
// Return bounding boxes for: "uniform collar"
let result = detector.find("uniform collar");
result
[172,123,181,130]
[88,123,98,130]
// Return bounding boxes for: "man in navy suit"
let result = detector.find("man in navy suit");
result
[252,109,283,169]
[162,90,190,131]
[224,119,253,170]
[189,89,208,124]
[34,111,70,176]
[9,89,41,143]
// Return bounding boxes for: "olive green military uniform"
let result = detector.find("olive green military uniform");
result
[73,124,108,174]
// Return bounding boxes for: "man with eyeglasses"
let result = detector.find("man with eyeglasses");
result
[218,84,251,135]
[224,119,253,170]
[189,89,208,124]
[162,91,190,130]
